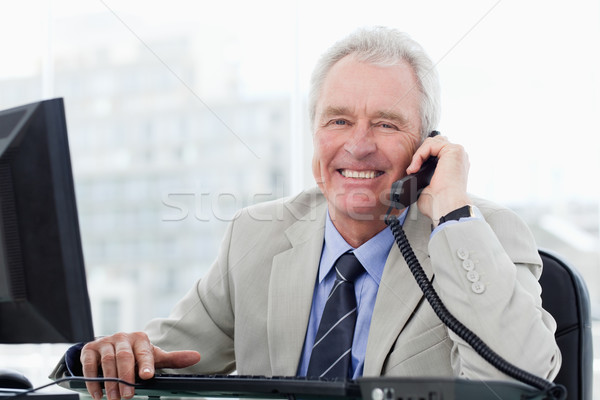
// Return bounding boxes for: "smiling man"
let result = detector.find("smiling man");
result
[74,27,560,400]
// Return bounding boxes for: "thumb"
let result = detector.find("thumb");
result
[137,347,201,380]
[153,347,201,369]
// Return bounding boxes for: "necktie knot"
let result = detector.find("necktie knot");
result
[335,253,364,283]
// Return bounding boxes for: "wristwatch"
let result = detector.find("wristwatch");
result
[439,205,475,224]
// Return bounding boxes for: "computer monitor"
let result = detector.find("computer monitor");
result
[0,98,94,344]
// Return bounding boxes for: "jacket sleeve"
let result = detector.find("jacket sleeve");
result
[428,206,561,382]
[144,214,239,375]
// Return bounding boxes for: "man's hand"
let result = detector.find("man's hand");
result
[406,135,471,225]
[80,332,201,400]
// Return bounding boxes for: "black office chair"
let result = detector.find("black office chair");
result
[538,249,593,400]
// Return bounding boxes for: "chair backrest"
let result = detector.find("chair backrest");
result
[538,249,593,400]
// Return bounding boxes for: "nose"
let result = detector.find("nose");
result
[343,121,376,159]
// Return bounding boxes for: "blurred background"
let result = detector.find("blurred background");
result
[1,0,599,396]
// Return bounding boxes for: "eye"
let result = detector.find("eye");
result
[324,119,350,128]
[375,122,399,131]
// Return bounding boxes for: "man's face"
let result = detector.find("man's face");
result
[312,55,422,226]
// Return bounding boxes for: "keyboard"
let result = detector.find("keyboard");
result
[64,373,559,400]
[67,374,362,399]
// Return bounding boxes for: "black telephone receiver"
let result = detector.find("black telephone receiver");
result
[388,130,439,210]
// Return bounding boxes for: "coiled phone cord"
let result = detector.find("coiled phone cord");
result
[385,215,566,400]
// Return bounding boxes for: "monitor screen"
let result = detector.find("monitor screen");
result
[0,98,94,344]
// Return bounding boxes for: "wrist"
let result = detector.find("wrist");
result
[430,193,471,223]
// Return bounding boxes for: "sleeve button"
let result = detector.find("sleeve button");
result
[462,259,475,271]
[457,248,469,260]
[466,270,480,282]
[471,281,485,294]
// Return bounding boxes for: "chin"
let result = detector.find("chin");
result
[331,201,385,223]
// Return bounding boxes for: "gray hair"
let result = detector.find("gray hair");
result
[309,26,441,141]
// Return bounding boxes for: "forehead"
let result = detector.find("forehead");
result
[316,55,422,121]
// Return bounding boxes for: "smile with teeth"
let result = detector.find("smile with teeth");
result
[339,169,384,179]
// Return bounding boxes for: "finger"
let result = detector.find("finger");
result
[114,339,136,399]
[81,344,103,400]
[153,348,201,370]
[131,335,156,380]
[407,136,447,173]
[98,341,120,400]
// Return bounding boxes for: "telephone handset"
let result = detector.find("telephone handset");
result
[384,132,564,399]
[388,130,439,210]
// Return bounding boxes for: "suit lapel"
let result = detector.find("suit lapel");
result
[363,206,434,376]
[267,201,327,376]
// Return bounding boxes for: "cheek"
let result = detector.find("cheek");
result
[399,143,416,167]
[312,132,335,175]
[398,130,420,153]
[387,136,417,164]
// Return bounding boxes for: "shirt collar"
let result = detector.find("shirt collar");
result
[319,208,408,284]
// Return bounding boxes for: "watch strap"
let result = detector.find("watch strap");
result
[439,205,474,224]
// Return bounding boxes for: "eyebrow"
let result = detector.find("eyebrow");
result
[375,110,410,127]
[319,107,408,120]
[319,106,351,120]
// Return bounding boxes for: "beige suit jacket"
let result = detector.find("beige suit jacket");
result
[145,187,560,381]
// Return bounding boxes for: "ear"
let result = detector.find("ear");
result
[311,155,324,188]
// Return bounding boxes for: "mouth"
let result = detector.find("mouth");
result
[339,169,384,179]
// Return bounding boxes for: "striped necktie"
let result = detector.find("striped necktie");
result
[306,252,364,379]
